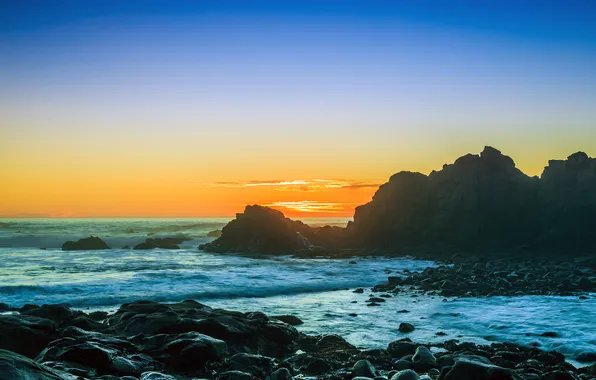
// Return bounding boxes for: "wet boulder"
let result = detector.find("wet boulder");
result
[390,369,420,380]
[62,236,110,250]
[0,349,77,380]
[411,346,437,371]
[352,359,376,378]
[0,314,58,358]
[137,332,228,372]
[437,358,523,380]
[272,315,303,326]
[226,353,274,378]
[22,304,77,325]
[387,339,418,358]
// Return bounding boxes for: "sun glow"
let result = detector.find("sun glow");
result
[264,200,356,214]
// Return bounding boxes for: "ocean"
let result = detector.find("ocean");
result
[0,218,595,365]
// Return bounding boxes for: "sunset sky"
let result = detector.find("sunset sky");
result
[2,1,596,218]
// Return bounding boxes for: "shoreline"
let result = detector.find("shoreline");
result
[2,300,596,379]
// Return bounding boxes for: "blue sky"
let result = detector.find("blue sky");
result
[1,1,596,216]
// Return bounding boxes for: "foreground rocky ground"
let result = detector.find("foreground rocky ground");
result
[1,301,595,380]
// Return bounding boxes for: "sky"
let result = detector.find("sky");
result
[1,0,596,217]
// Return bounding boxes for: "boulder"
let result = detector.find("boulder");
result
[0,315,58,358]
[0,349,77,380]
[387,339,418,358]
[270,367,293,380]
[352,359,376,378]
[437,358,523,380]
[272,315,303,326]
[137,332,228,372]
[399,323,415,333]
[62,236,110,250]
[22,304,77,325]
[140,372,177,380]
[390,369,420,380]
[411,346,437,371]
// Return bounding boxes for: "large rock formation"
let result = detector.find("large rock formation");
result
[199,205,345,255]
[349,146,596,255]
[205,147,596,257]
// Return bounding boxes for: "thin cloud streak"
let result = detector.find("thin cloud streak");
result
[211,179,381,191]
[264,200,358,213]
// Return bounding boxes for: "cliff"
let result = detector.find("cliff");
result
[204,147,596,256]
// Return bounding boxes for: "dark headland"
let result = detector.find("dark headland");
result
[201,146,596,259]
[4,147,596,380]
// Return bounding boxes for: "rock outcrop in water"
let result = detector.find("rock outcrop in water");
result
[133,237,187,250]
[349,146,596,255]
[62,236,111,251]
[204,147,596,257]
[0,301,593,379]
[199,205,345,255]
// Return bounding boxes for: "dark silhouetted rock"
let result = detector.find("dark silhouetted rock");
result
[438,357,523,380]
[0,349,76,380]
[272,315,303,326]
[207,229,223,237]
[399,322,415,333]
[350,147,596,256]
[199,205,311,254]
[133,238,186,250]
[0,315,58,358]
[62,236,110,251]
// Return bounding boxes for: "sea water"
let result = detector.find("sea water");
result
[0,218,594,364]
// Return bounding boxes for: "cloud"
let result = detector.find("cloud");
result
[211,179,380,192]
[264,201,357,213]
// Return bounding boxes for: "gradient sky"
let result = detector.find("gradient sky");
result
[2,1,596,217]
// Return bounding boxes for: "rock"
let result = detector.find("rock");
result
[87,311,109,321]
[140,372,177,380]
[392,359,412,370]
[0,315,58,358]
[62,236,110,250]
[411,346,437,371]
[0,349,77,380]
[208,229,223,238]
[350,147,596,256]
[576,351,596,362]
[218,370,255,380]
[390,369,420,380]
[199,205,345,255]
[437,358,522,380]
[272,315,303,326]
[22,304,76,325]
[270,367,293,380]
[352,359,376,378]
[133,237,186,250]
[541,370,579,380]
[227,353,273,377]
[541,331,559,337]
[399,323,415,333]
[137,332,229,371]
[387,339,418,358]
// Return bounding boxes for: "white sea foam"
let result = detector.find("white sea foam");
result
[0,218,594,365]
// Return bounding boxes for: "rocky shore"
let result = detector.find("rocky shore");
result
[364,255,596,298]
[1,301,595,380]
